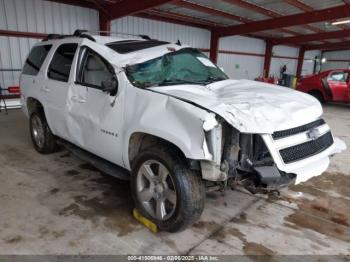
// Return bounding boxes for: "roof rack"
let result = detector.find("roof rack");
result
[42,29,152,42]
[76,30,152,40]
[42,30,96,42]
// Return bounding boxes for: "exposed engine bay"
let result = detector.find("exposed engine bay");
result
[201,119,297,196]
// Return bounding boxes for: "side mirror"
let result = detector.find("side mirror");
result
[101,76,118,96]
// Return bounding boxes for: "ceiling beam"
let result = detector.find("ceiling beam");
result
[284,0,349,33]
[135,13,211,29]
[173,0,298,37]
[173,0,251,23]
[272,29,350,45]
[144,9,224,28]
[221,0,326,36]
[217,4,350,37]
[305,41,350,50]
[108,0,177,20]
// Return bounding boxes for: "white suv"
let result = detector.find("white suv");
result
[20,31,346,232]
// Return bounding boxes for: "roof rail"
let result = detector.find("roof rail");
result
[42,30,152,42]
[78,30,152,40]
[42,30,96,42]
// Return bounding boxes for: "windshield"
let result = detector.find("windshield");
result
[125,48,228,88]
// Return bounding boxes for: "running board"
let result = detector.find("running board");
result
[58,139,130,180]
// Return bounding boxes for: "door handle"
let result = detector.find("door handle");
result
[71,96,86,103]
[41,86,50,92]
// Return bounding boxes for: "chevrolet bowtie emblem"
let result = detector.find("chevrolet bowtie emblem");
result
[307,128,321,140]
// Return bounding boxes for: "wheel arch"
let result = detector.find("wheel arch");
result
[126,131,203,170]
[26,97,45,115]
[308,89,325,103]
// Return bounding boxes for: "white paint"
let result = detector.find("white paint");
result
[21,36,346,185]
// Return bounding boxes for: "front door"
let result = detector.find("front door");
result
[67,46,125,166]
[327,71,349,102]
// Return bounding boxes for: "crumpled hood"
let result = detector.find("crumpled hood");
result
[150,79,323,134]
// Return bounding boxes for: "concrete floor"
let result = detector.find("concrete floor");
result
[0,105,349,255]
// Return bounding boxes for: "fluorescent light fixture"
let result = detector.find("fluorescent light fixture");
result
[331,19,350,25]
[321,57,327,64]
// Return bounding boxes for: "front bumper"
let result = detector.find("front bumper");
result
[262,122,346,185]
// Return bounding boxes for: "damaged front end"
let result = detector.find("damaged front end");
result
[201,119,296,195]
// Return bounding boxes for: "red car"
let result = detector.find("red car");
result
[296,69,350,103]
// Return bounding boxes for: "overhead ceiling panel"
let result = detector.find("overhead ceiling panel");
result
[301,0,345,10]
[309,22,342,32]
[284,26,314,35]
[189,0,269,21]
[155,4,237,25]
[245,0,302,15]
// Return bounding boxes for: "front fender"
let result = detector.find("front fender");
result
[122,87,215,170]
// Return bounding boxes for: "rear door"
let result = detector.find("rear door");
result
[326,71,349,102]
[44,42,79,140]
[20,44,53,113]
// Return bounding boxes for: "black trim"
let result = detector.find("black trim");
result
[74,81,104,90]
[272,119,326,140]
[106,40,170,54]
[279,132,333,164]
[321,76,333,98]
[47,43,78,83]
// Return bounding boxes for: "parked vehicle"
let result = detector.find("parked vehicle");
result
[296,69,350,103]
[20,31,346,232]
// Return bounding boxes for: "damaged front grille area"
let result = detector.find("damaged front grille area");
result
[279,131,333,164]
[272,119,325,140]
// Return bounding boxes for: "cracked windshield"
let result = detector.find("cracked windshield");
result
[126,48,228,88]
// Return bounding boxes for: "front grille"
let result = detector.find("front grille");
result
[272,119,325,140]
[279,132,333,164]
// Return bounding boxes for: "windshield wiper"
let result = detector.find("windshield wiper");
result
[205,75,227,84]
[157,79,207,86]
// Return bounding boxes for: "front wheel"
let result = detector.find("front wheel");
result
[131,147,205,232]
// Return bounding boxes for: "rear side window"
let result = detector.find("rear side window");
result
[22,45,52,76]
[48,43,78,82]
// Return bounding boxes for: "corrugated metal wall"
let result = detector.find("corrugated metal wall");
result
[0,0,99,90]
[217,36,265,79]
[321,50,350,71]
[111,16,210,50]
[303,50,319,76]
[270,46,298,78]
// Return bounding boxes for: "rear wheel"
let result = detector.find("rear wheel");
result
[29,111,57,154]
[131,146,205,232]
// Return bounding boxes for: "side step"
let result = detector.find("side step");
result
[58,139,130,180]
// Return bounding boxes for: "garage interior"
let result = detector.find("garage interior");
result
[0,0,350,256]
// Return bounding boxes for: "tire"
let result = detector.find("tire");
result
[29,111,57,154]
[131,146,205,232]
[308,90,324,103]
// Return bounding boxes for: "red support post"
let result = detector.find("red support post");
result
[296,47,305,79]
[99,12,111,36]
[263,41,273,78]
[209,32,219,63]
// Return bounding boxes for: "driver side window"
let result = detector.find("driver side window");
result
[77,47,114,88]
[327,71,349,83]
